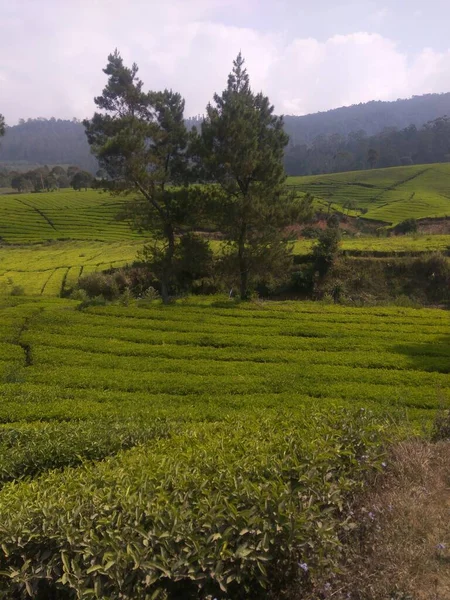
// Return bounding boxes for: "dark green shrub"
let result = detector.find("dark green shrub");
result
[78,271,131,301]
[312,225,341,276]
[326,214,340,228]
[410,253,450,303]
[431,409,450,441]
[290,267,314,293]
[10,285,25,296]
[301,226,321,239]
[394,218,418,235]
[76,294,108,310]
[173,233,215,293]
[124,265,159,297]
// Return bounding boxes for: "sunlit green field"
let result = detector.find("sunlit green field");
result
[0,295,448,596]
[288,162,450,224]
[0,189,140,242]
[2,234,449,297]
[294,234,450,256]
[0,240,147,295]
[2,297,447,421]
[1,176,449,297]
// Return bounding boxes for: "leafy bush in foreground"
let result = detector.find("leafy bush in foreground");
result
[0,410,387,599]
[0,419,170,484]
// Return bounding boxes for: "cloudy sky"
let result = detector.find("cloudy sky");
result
[1,0,450,124]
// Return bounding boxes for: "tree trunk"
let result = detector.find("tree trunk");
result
[238,222,248,299]
[161,223,175,305]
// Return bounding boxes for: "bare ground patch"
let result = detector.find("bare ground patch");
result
[309,440,450,600]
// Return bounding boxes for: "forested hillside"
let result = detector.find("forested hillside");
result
[1,93,450,174]
[285,116,450,175]
[283,93,450,144]
[0,118,97,171]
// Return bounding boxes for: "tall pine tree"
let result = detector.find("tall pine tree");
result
[200,53,312,298]
[0,114,5,139]
[84,51,195,303]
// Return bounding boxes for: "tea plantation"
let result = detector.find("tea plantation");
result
[0,170,449,596]
[0,189,140,243]
[288,162,450,223]
[0,295,448,597]
[0,240,147,296]
[2,235,450,297]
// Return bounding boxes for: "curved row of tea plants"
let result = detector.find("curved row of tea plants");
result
[288,162,450,224]
[0,296,448,598]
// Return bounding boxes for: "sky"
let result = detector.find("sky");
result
[1,0,450,124]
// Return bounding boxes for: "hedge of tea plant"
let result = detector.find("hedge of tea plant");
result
[0,296,448,597]
[0,411,388,599]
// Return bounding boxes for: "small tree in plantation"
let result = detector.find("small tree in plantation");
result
[200,53,312,298]
[367,148,378,169]
[312,221,341,277]
[71,170,93,191]
[84,50,198,304]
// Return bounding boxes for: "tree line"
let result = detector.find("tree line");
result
[0,117,98,171]
[285,116,450,175]
[2,93,450,177]
[84,50,313,303]
[0,165,94,192]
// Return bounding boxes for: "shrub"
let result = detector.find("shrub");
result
[431,409,450,441]
[10,285,25,296]
[411,253,450,303]
[124,265,159,297]
[173,233,215,293]
[0,410,388,599]
[290,267,314,294]
[118,288,133,306]
[76,294,108,310]
[140,286,160,300]
[301,226,321,239]
[312,225,341,277]
[78,271,129,301]
[394,218,418,235]
[69,288,88,302]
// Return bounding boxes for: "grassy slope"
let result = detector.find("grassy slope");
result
[288,162,450,224]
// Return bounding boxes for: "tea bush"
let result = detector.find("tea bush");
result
[0,297,447,597]
[0,411,388,599]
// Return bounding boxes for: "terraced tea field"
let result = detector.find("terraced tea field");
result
[0,296,448,597]
[288,162,450,224]
[0,240,147,295]
[2,233,449,297]
[293,233,450,257]
[1,179,449,298]
[2,297,448,421]
[0,189,141,243]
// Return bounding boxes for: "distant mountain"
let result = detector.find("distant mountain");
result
[1,93,450,173]
[187,93,450,146]
[282,93,450,145]
[0,118,98,172]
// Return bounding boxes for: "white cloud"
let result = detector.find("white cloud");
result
[268,33,410,115]
[1,0,450,124]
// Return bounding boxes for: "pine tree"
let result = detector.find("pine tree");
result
[84,51,195,304]
[200,53,312,298]
[0,114,5,139]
